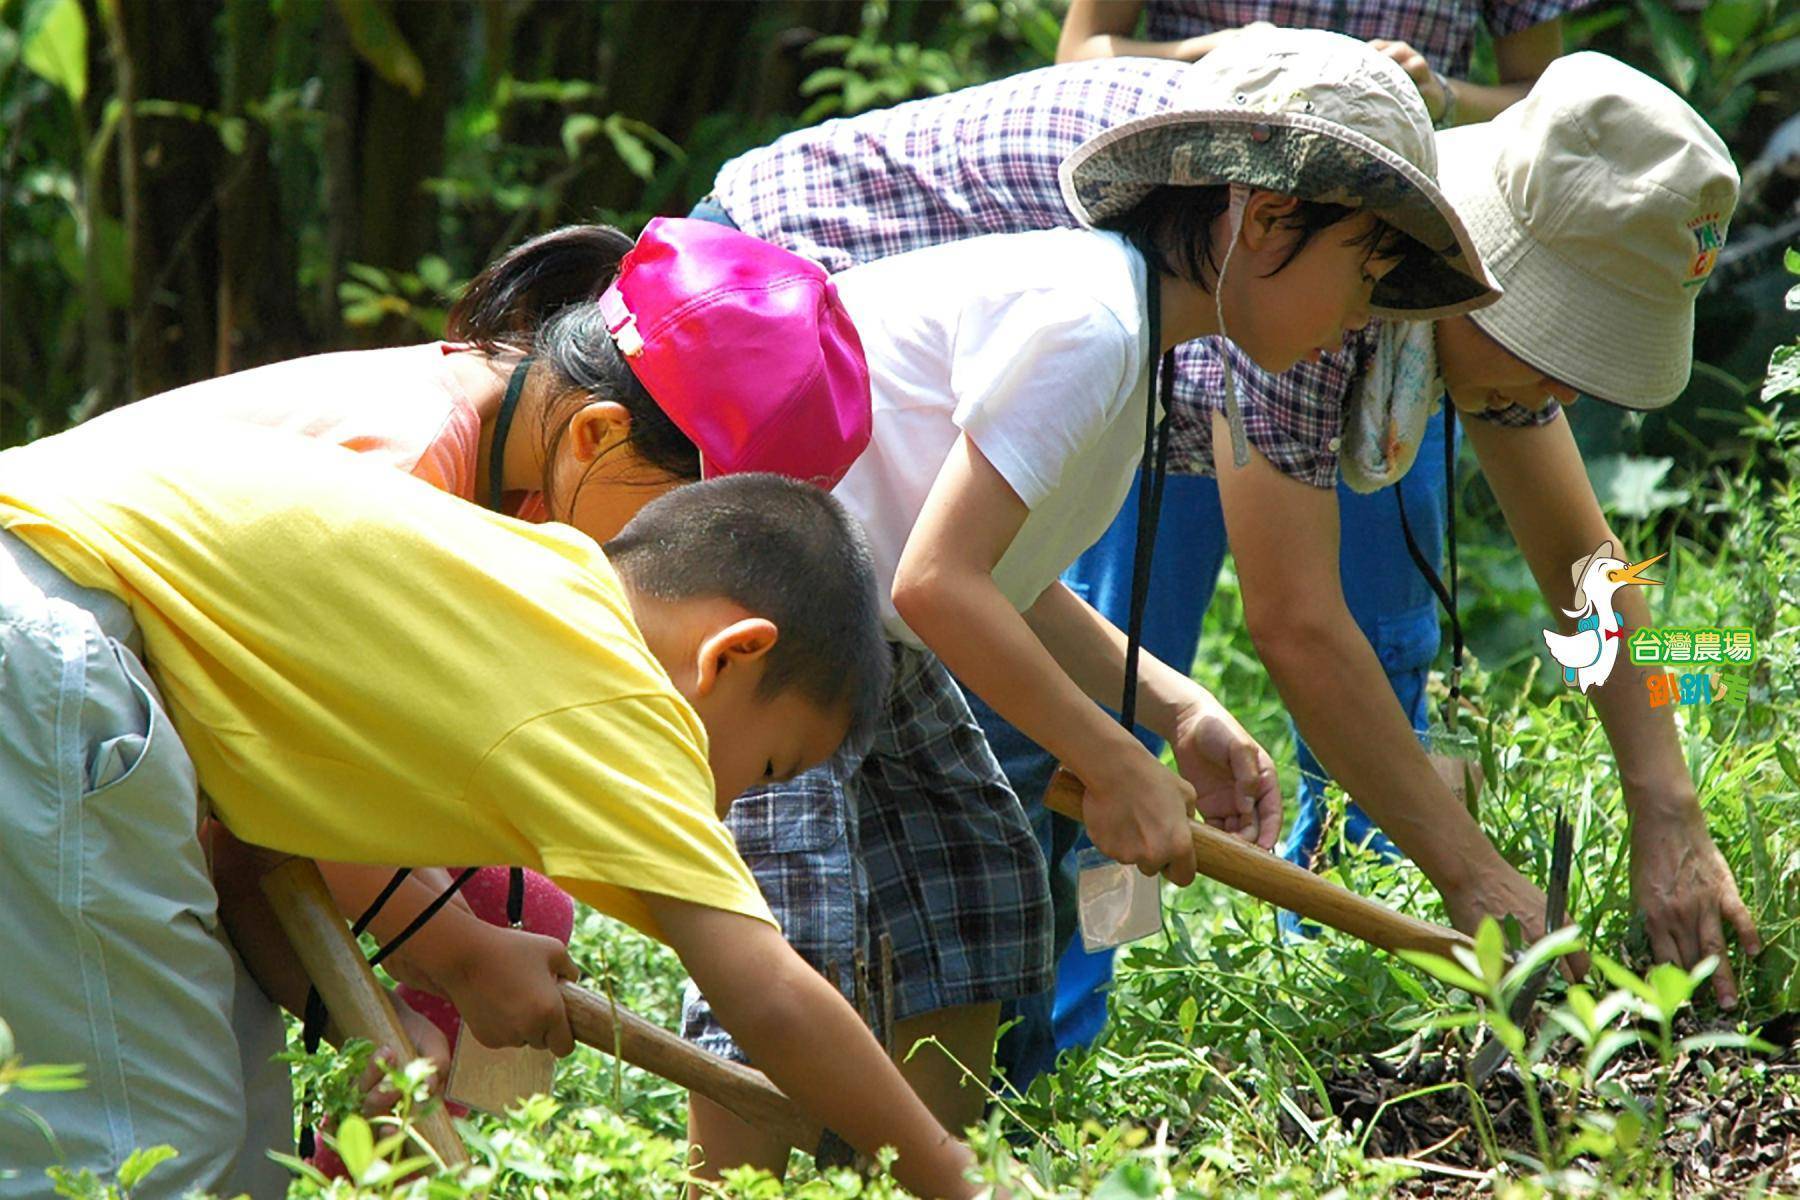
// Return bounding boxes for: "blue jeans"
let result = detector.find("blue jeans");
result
[977,411,1453,1091]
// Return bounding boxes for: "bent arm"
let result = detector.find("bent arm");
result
[1208,412,1543,926]
[894,436,1157,793]
[1453,17,1564,124]
[1058,0,1239,63]
[1466,414,1758,1001]
[646,896,979,1199]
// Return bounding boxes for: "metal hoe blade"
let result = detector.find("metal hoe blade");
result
[1472,806,1574,1082]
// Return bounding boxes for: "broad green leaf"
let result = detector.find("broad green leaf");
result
[1591,951,1661,1007]
[1400,1009,1483,1032]
[560,112,601,160]
[1614,1107,1644,1150]
[1676,1030,1777,1056]
[116,1145,179,1190]
[1398,948,1487,995]
[603,114,654,180]
[1500,925,1585,998]
[1763,344,1799,403]
[1646,959,1701,1018]
[1587,1027,1645,1078]
[1700,0,1761,50]
[843,75,876,114]
[1177,995,1197,1041]
[1564,984,1597,1029]
[333,1113,375,1181]
[416,254,453,294]
[1634,0,1703,94]
[1547,1009,1593,1044]
[344,262,393,290]
[1383,959,1433,1004]
[799,66,853,96]
[335,0,425,98]
[9,1062,86,1090]
[1787,246,1800,276]
[1586,454,1690,520]
[21,0,85,105]
[50,212,130,307]
[1737,38,1800,85]
[1777,741,1800,787]
[1475,916,1506,988]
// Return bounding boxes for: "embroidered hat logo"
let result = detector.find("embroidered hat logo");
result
[1685,211,1726,288]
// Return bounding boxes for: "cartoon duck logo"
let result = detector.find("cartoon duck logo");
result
[1542,541,1665,692]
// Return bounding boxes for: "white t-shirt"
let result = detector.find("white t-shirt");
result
[831,228,1153,645]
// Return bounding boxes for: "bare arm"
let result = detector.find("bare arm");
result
[1466,414,1759,1006]
[1372,16,1563,126]
[1057,0,1251,64]
[1207,411,1563,942]
[646,896,982,1200]
[210,828,580,1053]
[1024,579,1283,847]
[893,435,1200,882]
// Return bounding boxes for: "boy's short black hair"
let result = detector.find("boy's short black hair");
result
[1098,183,1430,289]
[604,474,890,747]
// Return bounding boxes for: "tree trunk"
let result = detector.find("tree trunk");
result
[97,0,140,404]
[216,0,306,373]
[123,0,222,400]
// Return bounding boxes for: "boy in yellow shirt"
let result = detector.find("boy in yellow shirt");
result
[0,423,982,1200]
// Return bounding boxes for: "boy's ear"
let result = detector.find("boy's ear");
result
[1240,191,1301,250]
[693,618,780,697]
[567,400,632,464]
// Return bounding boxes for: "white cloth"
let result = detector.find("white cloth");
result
[831,229,1152,644]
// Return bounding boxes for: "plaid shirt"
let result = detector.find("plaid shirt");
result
[713,0,1575,486]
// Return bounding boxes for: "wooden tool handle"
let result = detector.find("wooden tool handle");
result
[561,982,822,1150]
[1045,767,1472,959]
[261,857,470,1168]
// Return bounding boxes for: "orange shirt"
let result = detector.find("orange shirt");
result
[100,342,548,519]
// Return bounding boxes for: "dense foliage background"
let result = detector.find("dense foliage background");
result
[0,0,1794,445]
[2,2,1798,1197]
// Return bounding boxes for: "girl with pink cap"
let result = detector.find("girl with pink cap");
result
[75,215,894,1191]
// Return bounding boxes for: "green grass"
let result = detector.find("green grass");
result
[19,408,1799,1199]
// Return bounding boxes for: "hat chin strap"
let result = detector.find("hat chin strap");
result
[1214,184,1252,471]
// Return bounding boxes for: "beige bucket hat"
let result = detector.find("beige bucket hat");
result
[1437,52,1739,409]
[1059,27,1501,322]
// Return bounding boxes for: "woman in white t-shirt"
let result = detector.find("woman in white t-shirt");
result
[681,28,1501,1182]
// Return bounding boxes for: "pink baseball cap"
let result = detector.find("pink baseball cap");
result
[597,217,872,489]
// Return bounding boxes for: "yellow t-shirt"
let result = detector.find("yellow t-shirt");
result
[0,422,772,940]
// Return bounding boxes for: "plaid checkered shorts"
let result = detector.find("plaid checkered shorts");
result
[682,642,1052,1063]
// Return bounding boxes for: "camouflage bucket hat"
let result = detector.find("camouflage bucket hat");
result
[1059,28,1500,321]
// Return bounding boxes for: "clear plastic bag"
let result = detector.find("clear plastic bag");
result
[1075,848,1164,952]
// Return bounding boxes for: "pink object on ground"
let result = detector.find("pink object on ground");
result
[598,216,872,489]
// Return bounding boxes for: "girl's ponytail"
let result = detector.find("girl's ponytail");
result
[447,224,635,353]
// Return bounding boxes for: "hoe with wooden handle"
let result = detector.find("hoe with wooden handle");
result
[261,857,471,1168]
[561,982,821,1149]
[1043,767,1473,960]
[261,857,820,1159]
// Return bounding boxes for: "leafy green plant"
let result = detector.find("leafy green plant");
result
[1762,247,1800,404]
[1404,921,1774,1188]
[337,256,457,339]
[0,1015,85,1171]
[1568,0,1800,137]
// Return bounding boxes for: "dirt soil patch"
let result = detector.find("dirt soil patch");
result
[1284,1015,1800,1196]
